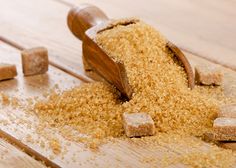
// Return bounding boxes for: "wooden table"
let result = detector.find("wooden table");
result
[0,0,236,167]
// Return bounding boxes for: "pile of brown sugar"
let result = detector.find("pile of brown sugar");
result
[33,19,236,167]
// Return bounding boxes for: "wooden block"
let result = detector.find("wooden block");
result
[213,118,236,141]
[123,112,155,137]
[21,47,49,76]
[218,104,236,118]
[195,64,223,85]
[0,63,17,81]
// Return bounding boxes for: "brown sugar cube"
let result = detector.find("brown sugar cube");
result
[219,142,236,151]
[21,47,49,76]
[213,118,236,141]
[203,132,236,150]
[123,112,155,137]
[218,104,236,118]
[195,64,223,85]
[203,132,215,142]
[0,63,17,81]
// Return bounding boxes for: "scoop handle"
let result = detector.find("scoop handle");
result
[67,4,109,41]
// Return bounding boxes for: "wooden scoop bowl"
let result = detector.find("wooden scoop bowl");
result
[67,4,194,100]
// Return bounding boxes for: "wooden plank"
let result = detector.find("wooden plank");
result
[0,0,236,166]
[1,0,236,71]
[0,42,186,167]
[0,0,90,82]
[0,41,81,167]
[0,36,91,83]
[0,138,46,168]
[58,0,236,71]
[2,41,236,167]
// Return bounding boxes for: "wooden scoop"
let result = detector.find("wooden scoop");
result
[67,4,194,100]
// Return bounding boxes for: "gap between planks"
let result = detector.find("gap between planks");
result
[53,0,236,72]
[0,36,91,83]
[0,37,84,168]
[0,36,209,168]
[1,2,236,166]
[1,32,235,86]
[181,47,236,72]
[0,130,60,168]
[0,42,84,168]
[0,41,236,167]
[51,0,236,72]
[0,137,46,168]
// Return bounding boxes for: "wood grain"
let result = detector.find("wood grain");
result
[67,5,194,97]
[1,0,235,74]
[1,0,236,167]
[0,0,91,82]
[1,40,236,167]
[1,39,236,167]
[67,5,133,99]
[0,42,82,167]
[59,0,236,71]
[0,36,91,83]
[67,4,109,41]
[0,138,46,168]
[0,42,189,167]
[167,41,194,89]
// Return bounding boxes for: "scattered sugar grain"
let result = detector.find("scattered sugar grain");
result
[30,19,236,167]
[49,138,61,155]
[40,141,45,148]
[0,93,10,106]
[26,134,34,143]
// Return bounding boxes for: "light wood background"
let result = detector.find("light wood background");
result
[0,0,236,167]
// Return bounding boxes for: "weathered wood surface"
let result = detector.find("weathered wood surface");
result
[1,0,236,167]
[0,0,89,82]
[0,42,81,167]
[1,41,236,167]
[0,41,189,168]
[0,0,236,71]
[63,0,236,70]
[0,138,46,168]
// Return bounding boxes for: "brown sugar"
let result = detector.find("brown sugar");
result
[0,93,10,106]
[195,64,223,85]
[213,117,236,141]
[49,138,61,155]
[123,112,155,137]
[31,19,236,167]
[220,142,236,151]
[21,47,48,76]
[0,63,17,81]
